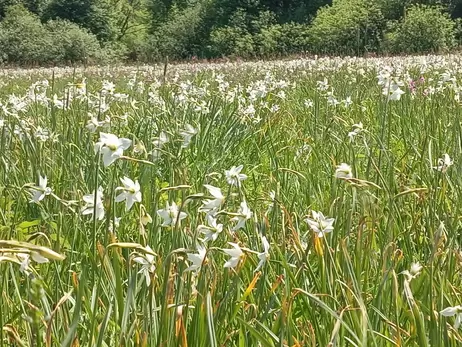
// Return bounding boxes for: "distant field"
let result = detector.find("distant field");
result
[1,55,462,346]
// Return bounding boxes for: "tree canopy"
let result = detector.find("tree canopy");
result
[0,0,461,64]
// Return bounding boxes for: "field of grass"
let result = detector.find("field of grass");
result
[1,55,462,346]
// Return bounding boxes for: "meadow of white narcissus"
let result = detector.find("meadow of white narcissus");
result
[2,55,462,346]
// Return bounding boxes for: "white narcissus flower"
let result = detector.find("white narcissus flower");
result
[255,235,270,272]
[30,175,52,203]
[401,262,423,281]
[94,132,132,167]
[115,177,142,211]
[225,165,247,186]
[199,184,224,215]
[86,114,109,133]
[52,94,65,109]
[440,305,462,329]
[157,201,187,227]
[198,215,223,242]
[151,131,169,160]
[17,253,31,274]
[305,211,335,238]
[335,163,353,179]
[179,124,197,148]
[348,122,364,142]
[223,242,244,269]
[17,251,49,274]
[433,154,453,173]
[133,246,156,286]
[81,187,105,221]
[383,83,405,101]
[343,96,353,107]
[304,99,314,108]
[185,244,207,273]
[409,262,422,277]
[232,200,252,231]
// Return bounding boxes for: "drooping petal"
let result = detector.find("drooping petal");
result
[441,306,460,317]
[118,138,132,150]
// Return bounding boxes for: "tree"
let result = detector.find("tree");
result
[44,0,118,41]
[0,0,47,18]
[383,4,456,53]
[308,0,385,55]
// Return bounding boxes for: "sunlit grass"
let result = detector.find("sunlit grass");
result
[1,55,462,346]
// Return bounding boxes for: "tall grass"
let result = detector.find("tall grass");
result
[1,55,462,346]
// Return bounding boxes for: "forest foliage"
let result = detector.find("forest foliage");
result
[1,0,462,64]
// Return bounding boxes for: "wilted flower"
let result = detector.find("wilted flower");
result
[141,210,152,226]
[305,211,335,238]
[94,132,132,167]
[30,175,52,203]
[157,201,187,227]
[115,177,142,211]
[225,165,247,186]
[223,243,244,269]
[133,142,147,155]
[335,163,353,179]
[440,305,462,329]
[81,187,105,221]
[185,244,207,273]
[133,246,156,286]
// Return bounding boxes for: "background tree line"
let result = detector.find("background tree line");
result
[1,0,462,65]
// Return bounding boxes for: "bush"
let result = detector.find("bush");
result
[46,19,101,64]
[0,5,105,65]
[209,26,255,58]
[383,5,456,54]
[146,2,212,60]
[307,0,385,55]
[273,22,310,54]
[209,10,310,58]
[44,0,117,42]
[0,4,53,64]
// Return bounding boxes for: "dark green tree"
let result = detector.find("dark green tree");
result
[44,0,117,41]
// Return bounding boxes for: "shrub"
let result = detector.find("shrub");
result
[383,5,456,54]
[146,2,212,60]
[0,4,53,64]
[307,0,385,55]
[46,19,101,64]
[275,22,310,54]
[44,0,117,42]
[209,26,255,58]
